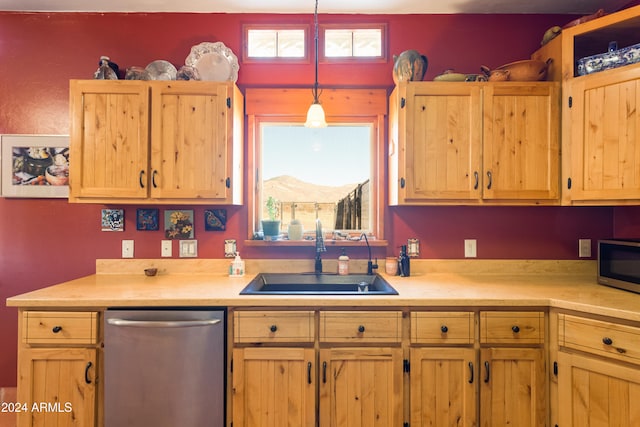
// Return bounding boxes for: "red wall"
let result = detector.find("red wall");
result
[0,11,621,386]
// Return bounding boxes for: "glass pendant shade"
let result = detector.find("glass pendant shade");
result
[304,101,327,128]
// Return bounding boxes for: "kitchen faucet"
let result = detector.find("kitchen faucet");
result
[361,233,378,275]
[315,219,326,274]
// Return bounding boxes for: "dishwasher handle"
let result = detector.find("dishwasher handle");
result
[106,318,221,328]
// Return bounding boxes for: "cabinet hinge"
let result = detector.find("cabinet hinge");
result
[226,97,231,109]
[403,359,410,373]
[553,361,558,376]
[567,177,572,190]
[568,96,573,108]
[400,97,406,109]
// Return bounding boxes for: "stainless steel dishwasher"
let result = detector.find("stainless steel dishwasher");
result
[104,309,225,427]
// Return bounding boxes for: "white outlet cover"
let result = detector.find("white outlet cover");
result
[464,239,477,258]
[161,240,172,257]
[578,239,591,258]
[122,240,134,258]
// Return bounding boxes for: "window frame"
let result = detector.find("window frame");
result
[245,88,387,245]
[320,23,388,63]
[242,23,310,64]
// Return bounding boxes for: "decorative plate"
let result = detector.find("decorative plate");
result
[185,41,239,82]
[145,60,177,80]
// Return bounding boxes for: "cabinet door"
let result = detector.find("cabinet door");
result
[558,352,640,426]
[232,347,315,427]
[480,347,546,427]
[482,83,560,201]
[17,347,97,427]
[319,347,403,427]
[403,83,483,202]
[410,347,477,427]
[564,66,640,203]
[69,80,150,200]
[150,82,231,201]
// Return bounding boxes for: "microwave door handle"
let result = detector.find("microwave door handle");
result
[106,319,221,328]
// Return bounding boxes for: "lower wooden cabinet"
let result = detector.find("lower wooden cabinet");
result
[558,352,640,426]
[319,347,404,427]
[231,347,315,427]
[17,347,97,427]
[410,347,477,427]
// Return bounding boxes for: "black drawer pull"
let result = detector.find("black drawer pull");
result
[602,337,613,346]
[52,326,62,333]
[441,325,448,333]
[269,325,277,333]
[358,325,365,333]
[512,325,520,333]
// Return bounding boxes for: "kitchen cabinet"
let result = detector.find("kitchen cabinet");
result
[16,311,99,427]
[388,81,560,205]
[553,5,640,205]
[410,312,477,427]
[69,80,243,204]
[557,312,640,426]
[479,311,547,427]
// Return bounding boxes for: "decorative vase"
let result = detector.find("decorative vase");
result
[288,219,304,240]
[261,220,281,241]
[392,49,428,84]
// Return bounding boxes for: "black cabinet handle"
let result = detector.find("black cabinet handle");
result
[512,325,520,333]
[322,361,327,383]
[52,326,62,333]
[603,337,613,346]
[400,177,406,189]
[139,170,145,188]
[486,171,493,189]
[226,177,231,188]
[484,361,490,383]
[269,325,277,333]
[307,362,312,384]
[441,325,448,333]
[152,170,158,188]
[358,325,365,333]
[85,361,93,384]
[473,171,479,190]
[468,362,474,384]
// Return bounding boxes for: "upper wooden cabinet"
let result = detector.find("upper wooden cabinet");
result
[389,81,560,205]
[69,80,243,204]
[545,5,640,205]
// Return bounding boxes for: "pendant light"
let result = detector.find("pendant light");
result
[304,0,328,128]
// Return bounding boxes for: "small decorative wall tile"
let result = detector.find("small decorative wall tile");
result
[225,239,237,257]
[101,209,124,232]
[164,209,194,239]
[136,208,159,231]
[205,209,227,231]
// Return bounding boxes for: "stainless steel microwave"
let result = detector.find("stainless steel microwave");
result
[598,239,640,294]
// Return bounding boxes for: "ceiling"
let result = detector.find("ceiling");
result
[0,0,631,15]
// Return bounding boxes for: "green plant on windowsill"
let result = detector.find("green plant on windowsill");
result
[261,196,281,240]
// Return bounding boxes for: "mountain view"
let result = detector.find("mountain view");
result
[263,175,358,204]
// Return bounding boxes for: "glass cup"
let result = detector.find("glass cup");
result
[385,257,398,275]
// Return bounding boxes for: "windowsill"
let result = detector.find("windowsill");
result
[244,239,388,247]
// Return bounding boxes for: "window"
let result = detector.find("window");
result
[244,24,308,62]
[321,24,386,61]
[245,88,387,243]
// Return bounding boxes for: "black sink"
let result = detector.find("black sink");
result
[240,273,398,295]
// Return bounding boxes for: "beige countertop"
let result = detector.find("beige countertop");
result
[6,259,640,321]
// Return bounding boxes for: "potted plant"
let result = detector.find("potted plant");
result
[261,196,281,240]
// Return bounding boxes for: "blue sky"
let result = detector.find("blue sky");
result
[262,124,371,187]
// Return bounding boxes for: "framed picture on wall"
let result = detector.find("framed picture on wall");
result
[0,135,69,198]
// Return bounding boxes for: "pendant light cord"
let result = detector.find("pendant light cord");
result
[312,0,320,103]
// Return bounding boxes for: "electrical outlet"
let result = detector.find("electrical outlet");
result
[578,239,591,258]
[161,240,172,257]
[179,240,198,258]
[122,240,134,258]
[464,239,477,258]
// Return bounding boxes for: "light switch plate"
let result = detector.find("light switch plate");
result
[179,240,198,258]
[578,239,591,258]
[161,240,172,257]
[464,239,477,258]
[122,240,134,258]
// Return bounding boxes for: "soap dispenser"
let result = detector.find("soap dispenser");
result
[398,245,410,277]
[230,252,245,277]
[338,248,349,276]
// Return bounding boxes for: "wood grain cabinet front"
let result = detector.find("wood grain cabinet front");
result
[319,310,402,343]
[22,311,98,345]
[233,310,314,343]
[411,311,475,344]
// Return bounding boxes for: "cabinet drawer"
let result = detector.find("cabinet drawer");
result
[234,311,314,343]
[411,311,474,344]
[559,314,640,365]
[23,311,98,345]
[319,311,402,343]
[480,311,544,344]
